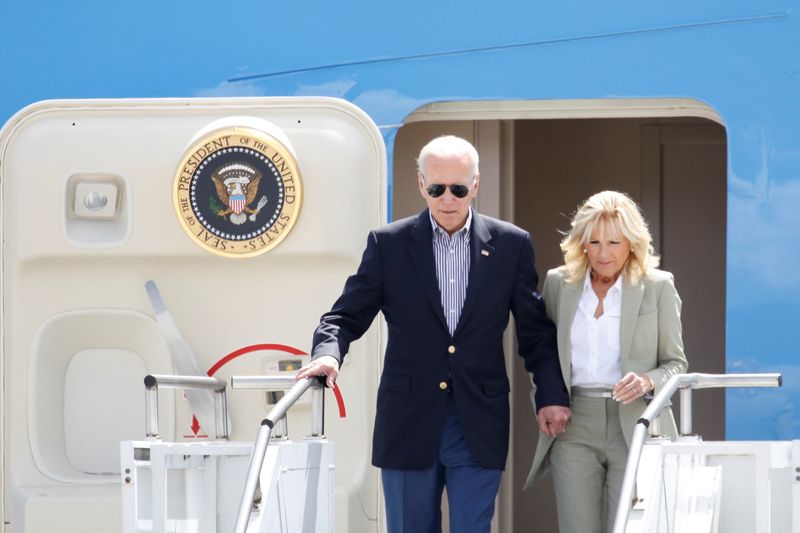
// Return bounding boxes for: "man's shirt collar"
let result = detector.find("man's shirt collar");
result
[429,207,473,241]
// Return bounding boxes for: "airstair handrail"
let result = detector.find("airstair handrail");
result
[143,374,229,440]
[232,376,324,533]
[611,372,782,533]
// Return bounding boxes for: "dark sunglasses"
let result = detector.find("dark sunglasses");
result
[422,177,475,199]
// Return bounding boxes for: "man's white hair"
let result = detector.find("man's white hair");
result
[416,135,480,177]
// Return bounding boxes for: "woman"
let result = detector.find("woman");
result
[524,190,688,533]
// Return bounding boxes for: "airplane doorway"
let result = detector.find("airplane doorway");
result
[392,103,727,532]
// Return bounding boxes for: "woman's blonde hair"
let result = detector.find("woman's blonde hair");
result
[561,190,659,284]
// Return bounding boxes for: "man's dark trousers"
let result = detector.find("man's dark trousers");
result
[381,397,501,533]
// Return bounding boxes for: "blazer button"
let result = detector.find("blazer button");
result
[439,381,448,391]
[448,345,456,354]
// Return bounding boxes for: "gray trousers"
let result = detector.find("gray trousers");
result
[550,396,629,533]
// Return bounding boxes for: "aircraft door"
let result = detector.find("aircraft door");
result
[0,97,386,533]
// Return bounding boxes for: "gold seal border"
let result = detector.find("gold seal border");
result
[173,126,304,258]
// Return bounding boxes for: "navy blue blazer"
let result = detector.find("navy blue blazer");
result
[312,210,568,470]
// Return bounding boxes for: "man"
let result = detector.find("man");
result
[297,135,570,532]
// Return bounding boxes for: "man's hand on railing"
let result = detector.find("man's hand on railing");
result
[296,355,340,388]
[537,405,572,437]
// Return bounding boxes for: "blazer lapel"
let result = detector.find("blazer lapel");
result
[558,281,581,389]
[620,278,644,362]
[453,213,494,338]
[408,210,448,331]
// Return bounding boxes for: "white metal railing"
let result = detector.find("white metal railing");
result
[611,372,782,533]
[231,376,325,533]
[143,374,229,440]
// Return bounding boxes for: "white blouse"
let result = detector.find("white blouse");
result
[570,271,623,387]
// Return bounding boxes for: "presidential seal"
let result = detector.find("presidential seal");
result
[173,126,303,257]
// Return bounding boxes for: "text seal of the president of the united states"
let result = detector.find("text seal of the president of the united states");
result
[173,127,303,258]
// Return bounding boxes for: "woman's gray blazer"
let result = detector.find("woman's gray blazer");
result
[524,267,688,489]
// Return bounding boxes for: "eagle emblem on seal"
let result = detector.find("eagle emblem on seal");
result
[210,163,269,225]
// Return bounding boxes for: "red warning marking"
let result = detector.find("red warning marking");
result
[331,383,347,418]
[185,343,347,435]
[206,343,306,377]
[183,416,208,438]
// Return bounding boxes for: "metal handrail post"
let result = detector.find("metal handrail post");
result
[145,385,160,439]
[264,390,289,438]
[143,374,229,440]
[680,387,693,435]
[648,411,662,437]
[215,389,229,440]
[272,416,288,439]
[310,387,324,436]
[233,377,319,533]
[611,372,782,533]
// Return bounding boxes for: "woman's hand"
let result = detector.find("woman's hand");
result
[612,372,653,404]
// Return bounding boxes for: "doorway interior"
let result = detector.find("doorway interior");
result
[392,100,727,532]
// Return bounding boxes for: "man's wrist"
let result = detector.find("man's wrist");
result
[313,353,340,365]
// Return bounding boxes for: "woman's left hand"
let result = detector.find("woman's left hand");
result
[612,372,653,404]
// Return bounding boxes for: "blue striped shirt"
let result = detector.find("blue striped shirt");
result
[430,209,472,336]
